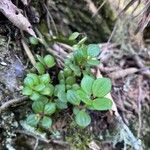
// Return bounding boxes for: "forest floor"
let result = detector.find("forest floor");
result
[0,0,150,150]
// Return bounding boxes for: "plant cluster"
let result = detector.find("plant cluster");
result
[22,33,113,129]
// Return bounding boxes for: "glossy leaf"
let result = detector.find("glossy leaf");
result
[40,84,54,96]
[57,91,67,102]
[64,68,72,77]
[22,86,32,96]
[92,78,112,97]
[34,84,45,92]
[92,98,112,110]
[29,92,41,101]
[67,90,81,105]
[40,74,51,84]
[36,55,45,66]
[41,116,52,129]
[35,62,45,75]
[56,100,68,109]
[44,102,56,115]
[32,100,44,113]
[26,114,40,127]
[27,73,40,85]
[69,32,80,40]
[75,110,91,128]
[44,55,55,68]
[87,44,100,57]
[24,77,34,87]
[77,90,92,105]
[81,75,94,94]
[66,76,76,85]
[73,107,80,115]
[29,36,39,45]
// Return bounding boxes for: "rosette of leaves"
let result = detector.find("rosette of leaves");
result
[35,54,56,74]
[26,97,56,129]
[22,73,54,101]
[64,42,101,77]
[66,75,112,128]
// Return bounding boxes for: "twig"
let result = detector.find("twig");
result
[92,0,107,17]
[137,76,143,138]
[108,68,139,79]
[21,39,36,67]
[0,96,27,113]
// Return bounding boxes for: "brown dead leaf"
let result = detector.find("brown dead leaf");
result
[0,0,36,37]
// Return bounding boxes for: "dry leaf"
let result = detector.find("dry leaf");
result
[0,0,36,37]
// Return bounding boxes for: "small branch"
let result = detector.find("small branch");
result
[21,39,36,67]
[0,96,27,113]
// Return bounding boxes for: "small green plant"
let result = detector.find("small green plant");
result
[22,32,113,129]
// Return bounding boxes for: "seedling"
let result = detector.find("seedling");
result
[22,33,113,129]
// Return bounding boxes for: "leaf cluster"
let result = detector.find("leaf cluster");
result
[22,33,113,129]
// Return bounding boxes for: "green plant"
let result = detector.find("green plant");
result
[22,32,113,129]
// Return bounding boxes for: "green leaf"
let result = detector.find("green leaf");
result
[81,75,94,94]
[66,76,76,85]
[72,84,80,90]
[32,100,44,113]
[69,64,81,76]
[34,84,45,92]
[73,107,80,115]
[36,55,45,66]
[69,32,80,40]
[24,77,34,87]
[30,92,41,101]
[78,36,87,45]
[54,84,65,96]
[92,98,112,110]
[40,74,51,84]
[44,102,56,115]
[58,71,65,81]
[35,62,45,75]
[67,90,81,105]
[75,110,91,128]
[38,96,49,104]
[64,68,72,77]
[76,90,92,105]
[22,86,32,96]
[87,59,100,66]
[44,55,55,68]
[56,100,68,109]
[87,44,100,57]
[29,36,39,45]
[57,91,67,103]
[92,78,112,97]
[26,114,40,127]
[27,73,40,85]
[41,116,52,129]
[40,84,54,96]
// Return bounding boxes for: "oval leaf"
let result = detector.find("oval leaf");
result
[26,114,40,127]
[29,92,41,101]
[22,86,32,96]
[87,44,100,57]
[92,78,112,97]
[44,102,56,115]
[67,90,81,105]
[92,98,112,110]
[81,75,94,94]
[77,90,92,105]
[40,74,51,84]
[41,116,52,129]
[35,62,45,75]
[44,55,55,68]
[69,32,80,40]
[40,84,54,96]
[32,100,45,113]
[75,110,91,128]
